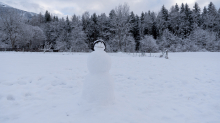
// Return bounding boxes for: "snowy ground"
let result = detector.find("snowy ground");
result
[0,52,220,123]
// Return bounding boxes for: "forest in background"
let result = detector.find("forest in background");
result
[0,2,220,52]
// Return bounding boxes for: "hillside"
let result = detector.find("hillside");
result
[0,2,37,20]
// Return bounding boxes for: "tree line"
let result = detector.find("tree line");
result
[0,2,220,52]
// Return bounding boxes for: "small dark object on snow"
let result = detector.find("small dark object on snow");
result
[160,50,165,58]
[165,50,168,59]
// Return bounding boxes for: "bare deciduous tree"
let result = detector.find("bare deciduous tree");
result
[0,9,24,48]
[41,42,52,53]
[111,3,131,51]
[22,25,45,49]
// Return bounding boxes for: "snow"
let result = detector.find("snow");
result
[82,72,114,105]
[0,52,220,123]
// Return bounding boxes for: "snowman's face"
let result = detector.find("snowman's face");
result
[94,42,105,51]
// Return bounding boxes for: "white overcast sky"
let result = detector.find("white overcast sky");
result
[1,0,220,17]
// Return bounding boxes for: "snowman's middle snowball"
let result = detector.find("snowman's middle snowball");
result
[87,50,111,74]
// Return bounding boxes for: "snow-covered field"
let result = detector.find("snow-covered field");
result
[0,52,220,123]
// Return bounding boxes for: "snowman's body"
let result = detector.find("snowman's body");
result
[82,41,114,105]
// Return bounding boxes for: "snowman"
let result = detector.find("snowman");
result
[82,39,114,105]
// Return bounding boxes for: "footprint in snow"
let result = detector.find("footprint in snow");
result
[25,93,32,97]
[17,81,27,85]
[7,95,15,101]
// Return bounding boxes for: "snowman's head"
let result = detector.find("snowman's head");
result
[93,40,106,51]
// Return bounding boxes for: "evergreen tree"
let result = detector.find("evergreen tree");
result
[152,22,158,39]
[157,5,169,38]
[82,11,90,31]
[184,3,193,37]
[179,4,185,38]
[207,2,218,32]
[71,14,80,27]
[90,13,99,41]
[45,10,51,22]
[140,12,145,38]
[55,16,59,21]
[129,11,136,34]
[109,9,117,36]
[201,6,208,29]
[175,3,179,12]
[65,16,71,33]
[217,9,220,39]
[208,2,217,16]
[192,2,201,27]
[151,12,157,38]
[134,15,141,50]
[109,9,116,19]
[143,11,153,36]
[161,5,169,21]
[82,11,94,48]
[180,3,185,13]
[179,3,193,38]
[168,5,181,36]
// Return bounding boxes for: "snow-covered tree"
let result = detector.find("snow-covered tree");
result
[183,3,193,38]
[192,2,201,28]
[123,35,136,52]
[143,11,153,36]
[22,25,45,49]
[189,27,216,50]
[129,12,140,51]
[45,10,51,23]
[158,29,176,49]
[42,42,52,53]
[217,9,220,39]
[97,13,110,41]
[82,11,100,49]
[157,5,169,37]
[0,9,25,48]
[111,3,131,51]
[1,2,220,52]
[139,35,158,55]
[168,5,181,35]
[139,12,145,38]
[69,25,88,52]
[55,30,69,51]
